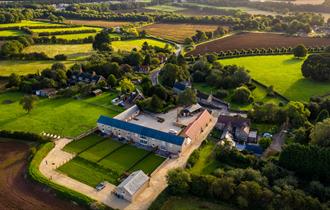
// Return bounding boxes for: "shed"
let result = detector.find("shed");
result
[114,170,149,202]
[92,89,102,96]
[181,104,202,116]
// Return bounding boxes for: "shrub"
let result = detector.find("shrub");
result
[0,130,50,142]
[231,86,254,104]
[214,89,229,99]
[54,54,68,61]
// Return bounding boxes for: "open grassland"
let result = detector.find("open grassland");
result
[0,30,27,37]
[112,38,171,51]
[0,60,76,76]
[31,26,102,34]
[145,5,186,12]
[219,55,330,101]
[141,23,219,43]
[64,19,132,28]
[0,20,63,29]
[23,44,94,60]
[0,91,123,137]
[187,32,330,56]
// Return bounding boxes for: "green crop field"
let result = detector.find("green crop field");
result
[0,30,27,37]
[0,20,63,29]
[58,157,119,186]
[0,60,76,76]
[31,26,102,34]
[145,5,186,12]
[112,38,171,51]
[53,33,96,40]
[99,144,149,174]
[63,134,105,154]
[79,139,123,162]
[23,44,94,60]
[219,55,330,101]
[0,92,123,137]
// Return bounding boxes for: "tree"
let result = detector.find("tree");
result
[6,73,21,88]
[258,137,272,150]
[160,63,190,87]
[107,74,117,88]
[302,54,330,81]
[315,109,329,122]
[19,95,38,113]
[127,51,143,66]
[310,118,330,147]
[93,31,111,51]
[140,77,153,96]
[166,168,191,195]
[231,86,254,104]
[210,177,235,201]
[119,78,135,93]
[1,40,24,57]
[293,44,307,58]
[150,94,163,112]
[184,37,194,45]
[178,88,197,107]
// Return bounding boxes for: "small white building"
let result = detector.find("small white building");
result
[114,170,149,202]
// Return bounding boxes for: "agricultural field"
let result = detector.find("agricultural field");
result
[0,20,63,29]
[140,23,219,43]
[23,44,94,60]
[145,5,186,12]
[0,30,27,37]
[219,54,330,101]
[187,32,330,56]
[53,33,96,40]
[64,19,132,28]
[0,60,76,76]
[60,134,166,186]
[0,91,123,137]
[112,38,172,51]
[30,26,102,34]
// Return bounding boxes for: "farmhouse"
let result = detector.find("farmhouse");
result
[97,115,189,154]
[35,88,57,98]
[216,115,251,141]
[114,170,149,202]
[70,70,105,85]
[182,110,212,142]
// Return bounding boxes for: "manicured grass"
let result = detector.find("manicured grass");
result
[79,139,123,162]
[23,44,94,60]
[30,26,102,34]
[111,38,171,51]
[58,157,119,187]
[0,91,123,137]
[0,60,76,76]
[99,144,149,174]
[219,55,330,101]
[129,153,165,175]
[63,134,105,154]
[145,5,186,12]
[0,20,63,28]
[0,30,27,37]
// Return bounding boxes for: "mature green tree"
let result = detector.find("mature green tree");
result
[310,118,330,147]
[1,40,24,57]
[6,73,21,88]
[140,77,153,96]
[258,137,272,150]
[285,101,310,128]
[293,44,308,58]
[119,78,135,93]
[93,31,111,51]
[231,86,254,104]
[302,54,330,81]
[127,51,143,66]
[160,63,190,87]
[315,109,329,122]
[166,168,191,195]
[178,88,197,107]
[107,74,117,88]
[150,94,163,112]
[19,95,38,113]
[210,177,235,201]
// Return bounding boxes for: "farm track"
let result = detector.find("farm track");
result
[187,32,330,56]
[0,141,84,210]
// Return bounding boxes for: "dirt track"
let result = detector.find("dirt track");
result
[187,32,330,56]
[0,141,84,210]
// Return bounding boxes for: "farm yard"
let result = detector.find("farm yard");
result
[23,44,94,60]
[63,19,133,28]
[140,23,219,43]
[0,60,76,76]
[0,91,123,137]
[112,38,172,51]
[219,54,330,101]
[59,134,166,187]
[187,32,330,56]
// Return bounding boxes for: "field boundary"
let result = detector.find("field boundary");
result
[126,150,155,174]
[96,141,128,163]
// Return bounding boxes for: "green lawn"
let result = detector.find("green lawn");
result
[145,5,186,12]
[31,26,102,34]
[23,44,94,60]
[0,60,76,76]
[129,153,166,175]
[63,134,105,154]
[0,91,123,137]
[79,139,123,162]
[112,38,171,51]
[0,20,63,28]
[99,144,149,174]
[58,157,119,187]
[219,55,330,101]
[0,30,27,37]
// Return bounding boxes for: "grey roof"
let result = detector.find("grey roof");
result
[117,170,149,196]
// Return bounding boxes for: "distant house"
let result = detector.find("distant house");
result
[114,170,149,202]
[35,88,57,98]
[248,131,258,143]
[173,81,191,93]
[181,103,203,117]
[70,71,105,85]
[114,26,121,33]
[216,115,251,141]
[197,91,229,110]
[182,110,212,142]
[92,89,102,96]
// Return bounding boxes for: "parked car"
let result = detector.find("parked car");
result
[95,182,106,191]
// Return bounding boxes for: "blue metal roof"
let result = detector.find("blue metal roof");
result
[173,82,187,91]
[97,115,185,146]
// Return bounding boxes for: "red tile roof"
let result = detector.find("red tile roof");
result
[182,110,212,141]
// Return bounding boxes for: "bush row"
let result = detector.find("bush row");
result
[0,130,50,142]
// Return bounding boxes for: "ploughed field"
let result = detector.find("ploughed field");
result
[59,134,165,187]
[0,140,83,210]
[140,23,219,43]
[187,32,330,56]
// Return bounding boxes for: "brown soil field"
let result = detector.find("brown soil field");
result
[64,19,132,28]
[140,23,220,43]
[0,140,85,210]
[187,32,330,56]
